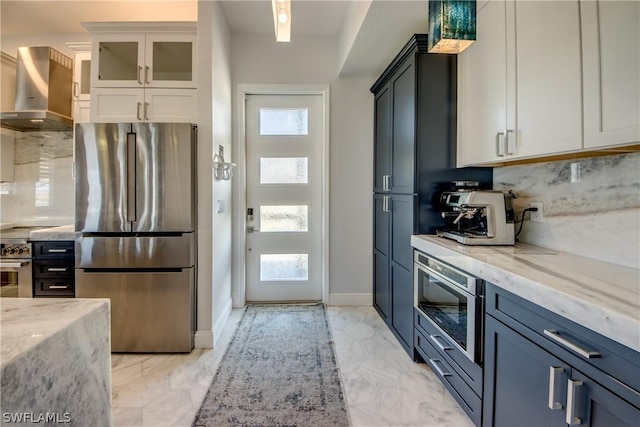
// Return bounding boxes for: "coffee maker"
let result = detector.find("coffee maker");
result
[436,190,516,245]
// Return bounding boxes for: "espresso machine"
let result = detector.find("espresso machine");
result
[437,190,516,245]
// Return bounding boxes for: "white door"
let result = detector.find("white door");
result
[245,94,324,302]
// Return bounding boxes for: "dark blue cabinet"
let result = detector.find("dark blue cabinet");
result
[484,315,568,426]
[373,192,415,351]
[484,285,640,427]
[371,34,492,357]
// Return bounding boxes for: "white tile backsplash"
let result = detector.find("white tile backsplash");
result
[0,131,74,226]
[494,152,640,268]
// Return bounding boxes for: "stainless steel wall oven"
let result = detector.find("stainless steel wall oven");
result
[414,252,484,363]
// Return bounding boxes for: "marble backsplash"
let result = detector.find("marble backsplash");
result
[0,131,74,226]
[494,152,640,269]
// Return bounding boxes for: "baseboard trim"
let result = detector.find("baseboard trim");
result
[194,330,214,349]
[213,297,233,346]
[328,293,373,306]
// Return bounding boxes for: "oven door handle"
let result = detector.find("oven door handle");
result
[417,264,475,297]
[0,261,31,269]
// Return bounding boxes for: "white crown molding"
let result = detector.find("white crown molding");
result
[66,42,92,52]
[1,52,17,67]
[82,21,196,33]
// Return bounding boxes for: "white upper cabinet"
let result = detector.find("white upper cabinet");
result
[85,22,197,89]
[84,22,197,123]
[581,0,640,149]
[457,0,508,165]
[90,87,196,123]
[458,0,582,166]
[67,42,92,123]
[510,0,582,159]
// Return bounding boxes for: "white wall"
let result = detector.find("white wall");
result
[230,33,375,305]
[328,76,376,305]
[195,0,233,348]
[231,34,338,85]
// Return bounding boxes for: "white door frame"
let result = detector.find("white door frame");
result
[233,84,330,307]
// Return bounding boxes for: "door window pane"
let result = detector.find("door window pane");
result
[260,108,309,135]
[260,205,308,232]
[260,157,308,184]
[260,254,309,281]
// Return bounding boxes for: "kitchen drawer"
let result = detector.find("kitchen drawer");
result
[486,284,640,401]
[33,278,75,297]
[33,260,74,277]
[415,328,482,426]
[415,309,482,397]
[32,241,74,259]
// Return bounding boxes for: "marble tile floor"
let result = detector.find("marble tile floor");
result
[111,306,472,427]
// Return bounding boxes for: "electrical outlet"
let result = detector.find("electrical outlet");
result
[530,202,543,223]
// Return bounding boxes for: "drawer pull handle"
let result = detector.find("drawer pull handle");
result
[544,329,600,359]
[429,359,452,377]
[47,249,68,253]
[49,285,70,289]
[429,334,452,352]
[47,267,68,272]
[566,379,584,425]
[548,366,564,410]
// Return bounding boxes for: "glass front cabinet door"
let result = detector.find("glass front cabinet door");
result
[91,33,196,89]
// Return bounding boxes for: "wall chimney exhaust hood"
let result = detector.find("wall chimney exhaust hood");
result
[0,47,74,132]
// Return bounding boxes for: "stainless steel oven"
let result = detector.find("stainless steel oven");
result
[414,252,483,363]
[1,234,33,298]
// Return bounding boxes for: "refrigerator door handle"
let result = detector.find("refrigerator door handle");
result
[126,133,137,223]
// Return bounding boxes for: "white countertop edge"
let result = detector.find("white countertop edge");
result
[411,235,640,353]
[0,298,110,366]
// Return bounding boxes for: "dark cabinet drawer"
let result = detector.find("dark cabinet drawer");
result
[34,260,74,276]
[32,241,75,297]
[415,328,482,426]
[415,309,483,397]
[33,278,75,297]
[32,241,74,259]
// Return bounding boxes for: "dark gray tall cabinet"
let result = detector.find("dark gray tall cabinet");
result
[371,35,492,355]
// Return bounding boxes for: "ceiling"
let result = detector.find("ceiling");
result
[0,0,349,38]
[0,0,429,76]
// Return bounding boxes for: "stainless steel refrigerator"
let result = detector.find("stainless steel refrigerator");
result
[74,123,196,353]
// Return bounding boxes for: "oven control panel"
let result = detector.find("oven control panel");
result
[1,243,31,258]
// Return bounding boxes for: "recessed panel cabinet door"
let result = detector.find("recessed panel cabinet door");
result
[457,0,508,165]
[582,0,640,149]
[568,370,640,427]
[484,315,568,427]
[374,86,392,192]
[510,0,582,158]
[390,60,416,194]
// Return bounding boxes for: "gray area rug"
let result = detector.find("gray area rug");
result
[192,304,350,427]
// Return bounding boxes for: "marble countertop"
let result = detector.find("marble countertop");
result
[29,224,75,241]
[0,298,109,366]
[411,235,640,352]
[1,298,112,425]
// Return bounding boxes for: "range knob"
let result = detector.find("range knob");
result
[20,246,31,255]
[6,247,16,255]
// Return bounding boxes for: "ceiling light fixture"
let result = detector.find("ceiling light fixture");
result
[272,0,291,42]
[428,0,476,54]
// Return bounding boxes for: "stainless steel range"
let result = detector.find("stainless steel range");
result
[0,227,39,297]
